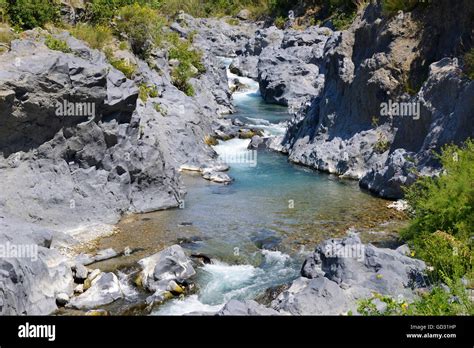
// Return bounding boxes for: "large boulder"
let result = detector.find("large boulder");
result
[272,277,348,315]
[0,219,74,315]
[67,272,123,309]
[273,234,427,315]
[138,245,195,294]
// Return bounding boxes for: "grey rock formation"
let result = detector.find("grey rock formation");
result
[272,276,348,315]
[278,2,474,198]
[258,27,331,107]
[360,58,474,197]
[72,263,88,282]
[171,14,258,58]
[138,245,195,305]
[0,14,244,314]
[0,219,74,315]
[230,25,332,108]
[273,234,427,315]
[0,33,181,233]
[56,292,70,306]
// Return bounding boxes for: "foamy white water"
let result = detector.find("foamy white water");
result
[213,138,252,156]
[154,295,224,316]
[153,250,297,316]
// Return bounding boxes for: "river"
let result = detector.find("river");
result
[82,60,405,315]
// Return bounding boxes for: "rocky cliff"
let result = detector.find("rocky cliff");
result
[234,0,474,199]
[0,17,254,314]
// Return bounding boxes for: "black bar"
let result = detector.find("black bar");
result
[0,316,471,346]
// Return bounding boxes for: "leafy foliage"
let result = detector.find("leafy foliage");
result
[401,141,473,281]
[358,292,410,316]
[402,140,474,242]
[115,3,166,58]
[360,140,474,316]
[139,84,159,102]
[44,35,71,53]
[358,280,473,316]
[86,0,161,23]
[6,0,60,29]
[109,58,136,79]
[0,0,7,23]
[0,23,14,47]
[70,23,113,50]
[274,16,286,29]
[464,48,474,80]
[381,0,422,16]
[167,32,205,96]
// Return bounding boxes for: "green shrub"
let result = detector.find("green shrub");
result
[118,41,128,50]
[358,280,473,316]
[154,103,167,115]
[45,35,71,53]
[358,292,410,316]
[70,23,113,50]
[139,84,159,102]
[154,0,271,19]
[86,0,161,24]
[0,24,14,46]
[6,0,60,29]
[381,0,421,16]
[115,3,166,58]
[464,48,474,80]
[374,134,391,154]
[0,0,7,23]
[274,16,286,29]
[225,18,240,26]
[171,64,196,96]
[167,33,205,96]
[86,0,118,23]
[412,231,472,282]
[401,139,473,280]
[408,279,473,315]
[402,140,474,242]
[331,10,356,30]
[110,58,136,79]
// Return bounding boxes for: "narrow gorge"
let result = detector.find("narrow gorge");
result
[0,0,472,317]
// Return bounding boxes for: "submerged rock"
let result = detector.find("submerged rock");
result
[202,170,233,184]
[247,135,266,149]
[138,245,195,293]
